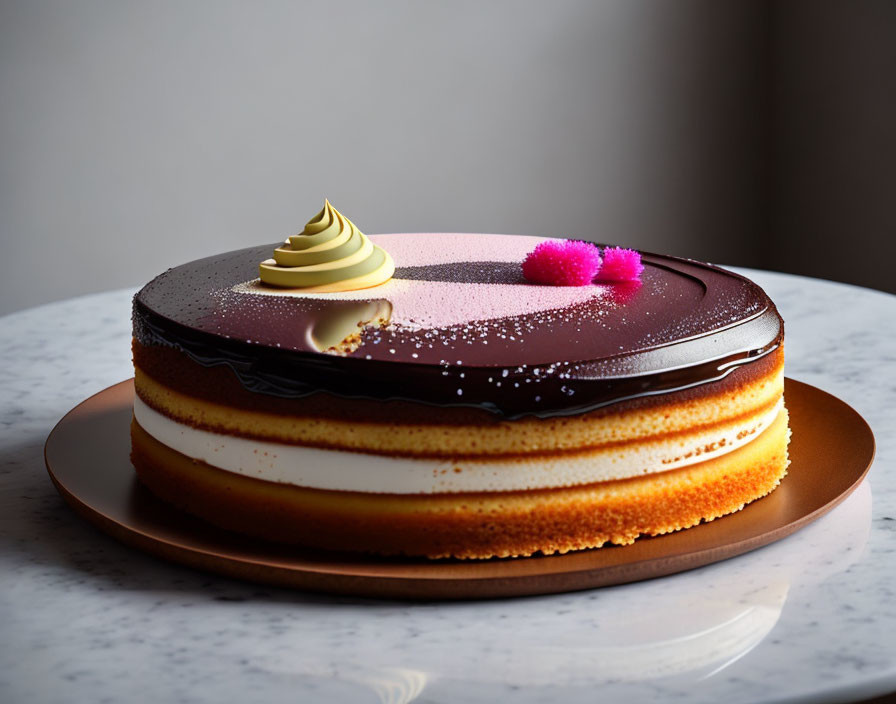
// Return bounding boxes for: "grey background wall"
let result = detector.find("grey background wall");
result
[1,0,892,316]
[770,0,896,294]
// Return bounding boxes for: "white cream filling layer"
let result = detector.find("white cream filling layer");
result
[134,397,782,494]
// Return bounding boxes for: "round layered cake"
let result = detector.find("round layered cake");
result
[130,230,788,559]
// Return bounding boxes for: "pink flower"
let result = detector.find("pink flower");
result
[521,240,602,286]
[598,246,643,281]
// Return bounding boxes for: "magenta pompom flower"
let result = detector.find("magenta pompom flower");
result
[597,246,644,281]
[521,240,602,286]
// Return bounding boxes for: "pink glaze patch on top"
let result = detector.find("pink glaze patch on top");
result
[369,233,547,266]
[377,279,603,329]
[237,233,606,329]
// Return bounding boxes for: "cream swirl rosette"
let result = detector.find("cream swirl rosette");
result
[259,200,395,291]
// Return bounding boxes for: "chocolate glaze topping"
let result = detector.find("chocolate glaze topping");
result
[133,235,783,419]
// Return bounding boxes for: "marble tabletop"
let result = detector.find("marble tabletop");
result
[1,269,894,704]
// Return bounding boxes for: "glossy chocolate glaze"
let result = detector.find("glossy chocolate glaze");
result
[133,235,783,419]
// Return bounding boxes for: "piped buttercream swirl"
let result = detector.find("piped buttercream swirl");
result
[259,200,395,291]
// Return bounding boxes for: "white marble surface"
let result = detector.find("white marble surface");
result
[1,269,894,704]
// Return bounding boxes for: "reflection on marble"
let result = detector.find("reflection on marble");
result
[353,668,428,704]
[1,271,895,704]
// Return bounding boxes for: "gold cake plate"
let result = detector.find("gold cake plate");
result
[45,378,874,600]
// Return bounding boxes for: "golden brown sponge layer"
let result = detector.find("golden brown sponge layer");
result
[133,346,784,458]
[131,407,790,559]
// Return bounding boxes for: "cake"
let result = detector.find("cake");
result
[130,203,789,559]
